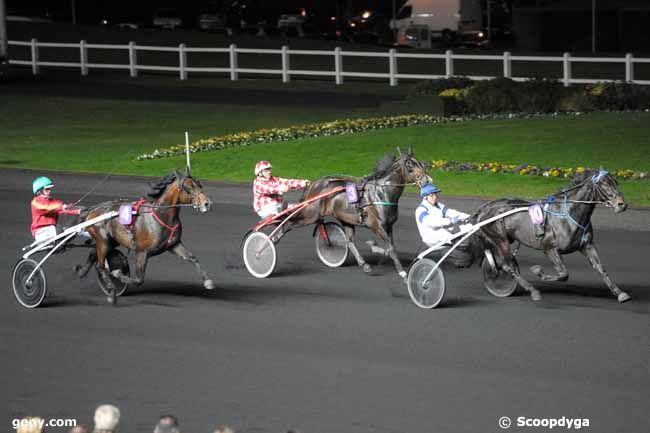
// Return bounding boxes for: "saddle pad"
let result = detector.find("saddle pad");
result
[528,204,544,225]
[345,183,359,204]
[118,204,133,225]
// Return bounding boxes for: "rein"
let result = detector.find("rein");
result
[543,177,612,245]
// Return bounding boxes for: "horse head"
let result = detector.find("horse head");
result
[574,169,627,213]
[397,146,431,187]
[173,169,213,213]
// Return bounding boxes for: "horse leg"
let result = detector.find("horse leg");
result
[497,240,542,301]
[343,225,372,273]
[93,241,118,305]
[377,225,407,282]
[530,248,569,281]
[169,242,215,290]
[73,250,97,278]
[110,250,147,286]
[580,242,630,303]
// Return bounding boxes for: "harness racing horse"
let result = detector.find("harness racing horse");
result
[289,147,431,281]
[471,169,630,303]
[77,168,214,304]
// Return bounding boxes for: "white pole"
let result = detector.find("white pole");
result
[185,131,191,170]
[388,48,397,87]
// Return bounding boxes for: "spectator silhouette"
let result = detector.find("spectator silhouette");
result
[92,405,120,433]
[153,415,179,433]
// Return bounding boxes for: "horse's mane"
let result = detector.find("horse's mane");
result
[365,154,396,180]
[147,172,179,198]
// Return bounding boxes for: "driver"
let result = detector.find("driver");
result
[31,176,81,243]
[253,161,310,219]
[415,183,474,267]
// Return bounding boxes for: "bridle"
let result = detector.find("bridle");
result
[558,171,620,209]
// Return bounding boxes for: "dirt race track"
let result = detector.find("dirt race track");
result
[2,169,649,433]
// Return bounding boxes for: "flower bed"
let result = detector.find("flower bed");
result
[430,160,647,181]
[136,112,581,160]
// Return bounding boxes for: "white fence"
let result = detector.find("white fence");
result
[8,39,650,87]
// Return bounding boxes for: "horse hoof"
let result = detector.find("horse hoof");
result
[204,279,215,290]
[107,295,117,306]
[618,292,631,303]
[72,265,85,278]
[530,265,543,276]
[362,264,373,273]
[531,291,542,301]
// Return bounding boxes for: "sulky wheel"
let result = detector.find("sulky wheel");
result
[482,255,518,297]
[98,250,130,297]
[243,231,277,278]
[315,222,349,268]
[407,258,446,309]
[12,258,48,308]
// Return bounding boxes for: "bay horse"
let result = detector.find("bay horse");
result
[77,168,214,304]
[288,147,431,281]
[470,169,631,303]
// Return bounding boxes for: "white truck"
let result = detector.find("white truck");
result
[390,0,486,48]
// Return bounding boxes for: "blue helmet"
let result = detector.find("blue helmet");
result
[32,176,54,195]
[420,183,441,197]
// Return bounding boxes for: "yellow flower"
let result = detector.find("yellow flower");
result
[439,88,460,98]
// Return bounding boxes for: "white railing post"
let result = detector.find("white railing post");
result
[179,43,187,80]
[625,53,634,83]
[563,52,571,87]
[229,44,238,81]
[281,45,290,83]
[128,42,138,78]
[334,47,343,85]
[80,40,88,76]
[30,38,39,75]
[389,48,397,87]
[445,50,454,77]
[503,51,511,78]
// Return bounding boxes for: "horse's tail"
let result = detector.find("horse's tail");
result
[464,231,490,267]
[456,213,494,268]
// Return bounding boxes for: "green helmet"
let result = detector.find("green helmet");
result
[32,176,54,195]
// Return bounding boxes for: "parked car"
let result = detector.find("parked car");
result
[277,8,306,37]
[198,10,230,33]
[153,8,183,30]
[100,18,140,29]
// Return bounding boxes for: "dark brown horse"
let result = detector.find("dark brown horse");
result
[470,169,630,302]
[288,147,431,281]
[76,168,213,304]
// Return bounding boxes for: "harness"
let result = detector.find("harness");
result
[127,198,180,246]
[150,209,180,245]
[539,171,611,246]
[542,193,592,246]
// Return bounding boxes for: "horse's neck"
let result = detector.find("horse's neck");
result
[563,183,596,225]
[373,171,405,201]
[154,186,181,221]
